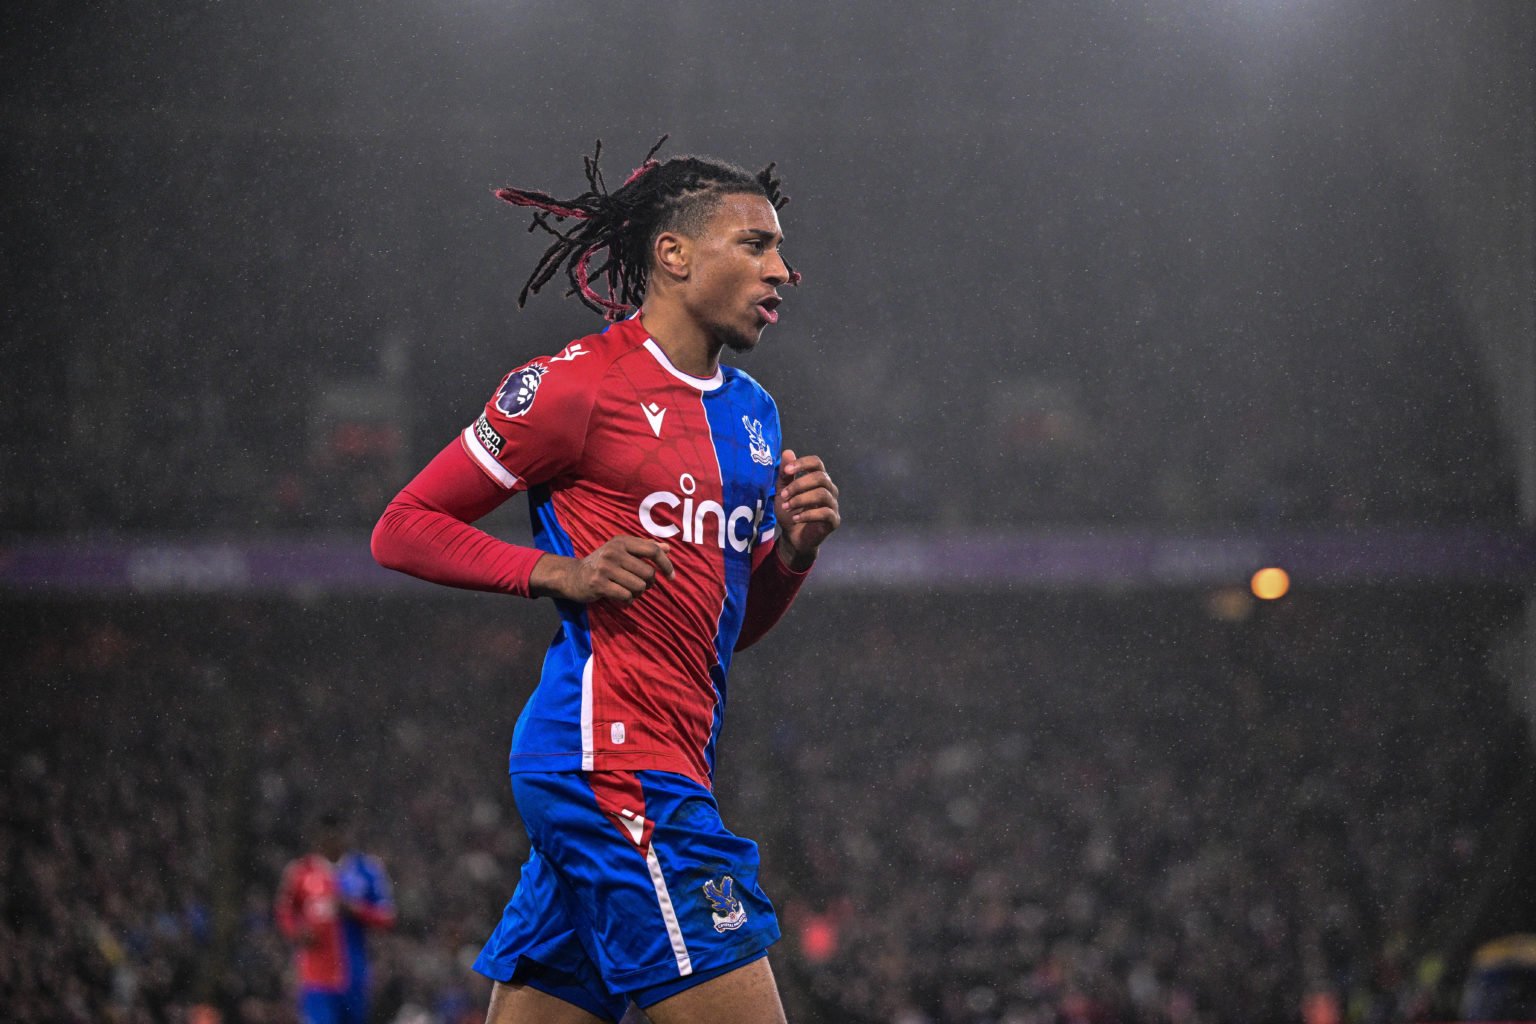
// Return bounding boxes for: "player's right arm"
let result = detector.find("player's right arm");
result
[370,441,545,596]
[274,861,312,946]
[372,347,672,603]
[530,536,674,605]
[372,442,673,603]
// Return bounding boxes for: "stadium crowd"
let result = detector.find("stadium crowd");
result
[4,585,1529,1024]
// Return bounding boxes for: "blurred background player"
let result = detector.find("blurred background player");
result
[372,138,841,1023]
[275,811,397,1024]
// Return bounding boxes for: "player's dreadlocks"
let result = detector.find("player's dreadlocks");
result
[494,136,799,322]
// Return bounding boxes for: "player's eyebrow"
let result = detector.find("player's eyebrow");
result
[737,227,783,243]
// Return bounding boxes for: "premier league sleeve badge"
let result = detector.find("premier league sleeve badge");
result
[495,362,549,418]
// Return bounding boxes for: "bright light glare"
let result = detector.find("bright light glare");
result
[1250,567,1291,600]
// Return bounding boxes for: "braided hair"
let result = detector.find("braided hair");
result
[494,136,799,322]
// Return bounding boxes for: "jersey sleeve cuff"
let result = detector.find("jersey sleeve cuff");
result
[770,539,816,576]
[460,426,520,490]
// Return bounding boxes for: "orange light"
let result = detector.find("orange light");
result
[1206,587,1253,622]
[1250,567,1290,600]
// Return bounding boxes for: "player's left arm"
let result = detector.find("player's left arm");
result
[341,856,398,931]
[735,449,840,651]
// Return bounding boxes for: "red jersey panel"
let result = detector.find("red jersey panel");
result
[460,316,782,787]
[275,855,348,990]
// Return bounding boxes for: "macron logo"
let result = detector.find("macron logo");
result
[618,808,646,847]
[642,402,667,438]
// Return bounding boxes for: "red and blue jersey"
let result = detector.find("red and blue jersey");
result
[275,852,396,994]
[458,316,783,788]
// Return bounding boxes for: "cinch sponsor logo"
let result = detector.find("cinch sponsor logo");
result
[639,474,763,553]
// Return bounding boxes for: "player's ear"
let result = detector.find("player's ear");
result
[653,231,689,282]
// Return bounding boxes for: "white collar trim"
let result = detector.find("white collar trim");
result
[643,337,722,392]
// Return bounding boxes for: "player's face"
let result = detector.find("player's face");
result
[318,824,347,861]
[684,193,789,353]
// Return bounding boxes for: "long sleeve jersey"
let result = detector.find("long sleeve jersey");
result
[372,316,809,788]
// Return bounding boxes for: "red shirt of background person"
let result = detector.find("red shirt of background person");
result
[275,813,396,1013]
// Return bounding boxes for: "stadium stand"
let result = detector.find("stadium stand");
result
[4,587,1530,1023]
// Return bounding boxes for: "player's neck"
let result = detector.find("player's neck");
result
[638,304,721,379]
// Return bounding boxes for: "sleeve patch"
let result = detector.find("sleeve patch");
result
[472,413,505,457]
[461,425,519,489]
[494,362,549,418]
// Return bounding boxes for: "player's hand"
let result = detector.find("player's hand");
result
[773,449,840,572]
[530,536,675,605]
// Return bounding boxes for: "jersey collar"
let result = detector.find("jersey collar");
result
[641,337,723,392]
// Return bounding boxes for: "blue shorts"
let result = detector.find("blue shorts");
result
[299,988,366,1024]
[474,770,780,1021]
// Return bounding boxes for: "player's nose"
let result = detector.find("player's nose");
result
[763,250,789,286]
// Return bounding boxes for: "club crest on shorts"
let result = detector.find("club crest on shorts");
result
[742,416,773,466]
[702,876,747,933]
[495,363,548,418]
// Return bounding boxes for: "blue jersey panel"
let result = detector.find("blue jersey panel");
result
[698,371,781,775]
[335,853,391,995]
[513,483,592,768]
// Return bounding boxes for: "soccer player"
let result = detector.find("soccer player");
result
[371,138,840,1024]
[275,812,397,1024]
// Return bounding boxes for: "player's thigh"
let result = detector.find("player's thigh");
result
[486,979,613,1024]
[640,956,786,1024]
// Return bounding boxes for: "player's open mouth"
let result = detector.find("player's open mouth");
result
[755,295,781,325]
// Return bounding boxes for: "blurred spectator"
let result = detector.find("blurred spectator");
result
[275,811,397,1024]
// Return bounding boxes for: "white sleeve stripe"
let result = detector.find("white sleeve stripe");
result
[760,525,776,544]
[460,426,519,490]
